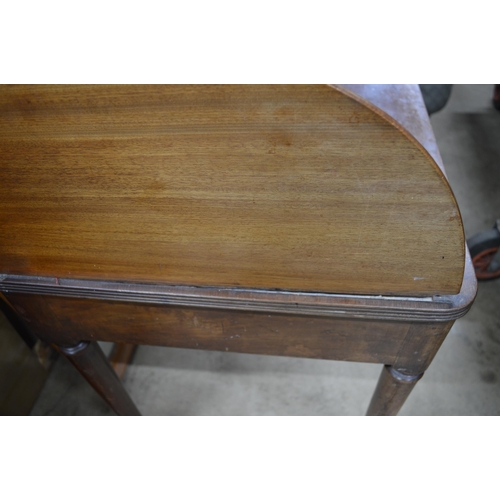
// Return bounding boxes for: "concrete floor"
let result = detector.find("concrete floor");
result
[30,84,500,416]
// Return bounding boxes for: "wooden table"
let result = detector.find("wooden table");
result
[0,85,476,415]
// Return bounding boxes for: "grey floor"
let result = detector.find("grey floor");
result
[31,84,500,416]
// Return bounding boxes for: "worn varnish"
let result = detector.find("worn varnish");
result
[6,292,411,365]
[0,85,464,296]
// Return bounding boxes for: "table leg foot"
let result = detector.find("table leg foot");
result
[55,341,141,416]
[366,365,423,416]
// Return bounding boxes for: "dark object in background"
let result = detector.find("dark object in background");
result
[493,85,500,111]
[419,84,453,115]
[465,85,500,280]
[0,307,53,415]
[419,84,500,281]
[468,220,500,280]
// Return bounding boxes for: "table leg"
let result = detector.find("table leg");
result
[109,343,138,380]
[54,341,141,416]
[366,365,423,416]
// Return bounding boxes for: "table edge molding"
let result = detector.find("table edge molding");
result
[0,262,476,324]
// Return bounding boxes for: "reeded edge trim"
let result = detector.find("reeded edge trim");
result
[0,255,477,323]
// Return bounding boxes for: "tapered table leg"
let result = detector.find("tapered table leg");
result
[55,341,141,416]
[366,365,423,416]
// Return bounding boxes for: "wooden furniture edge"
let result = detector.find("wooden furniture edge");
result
[0,250,477,324]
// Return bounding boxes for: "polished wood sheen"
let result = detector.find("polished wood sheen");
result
[0,85,464,295]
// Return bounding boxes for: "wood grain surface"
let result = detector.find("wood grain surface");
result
[0,85,464,295]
